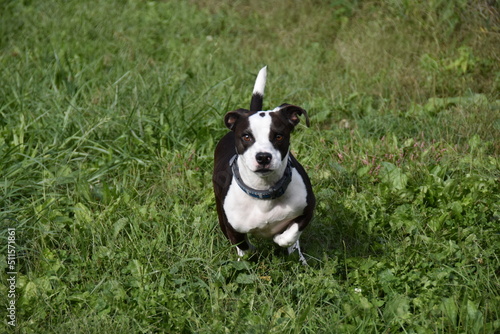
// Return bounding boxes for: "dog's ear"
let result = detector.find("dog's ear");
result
[224,108,251,130]
[279,103,310,127]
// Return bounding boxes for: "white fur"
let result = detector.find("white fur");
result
[252,66,267,96]
[238,111,287,188]
[223,168,308,242]
[273,223,302,247]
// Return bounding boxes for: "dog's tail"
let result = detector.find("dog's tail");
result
[250,66,267,112]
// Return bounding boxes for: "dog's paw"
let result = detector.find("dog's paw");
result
[287,240,308,266]
[236,243,256,259]
[273,223,301,248]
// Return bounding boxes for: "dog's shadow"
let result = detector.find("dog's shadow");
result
[300,190,381,270]
[234,198,376,269]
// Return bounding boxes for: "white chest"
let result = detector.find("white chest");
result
[223,169,308,238]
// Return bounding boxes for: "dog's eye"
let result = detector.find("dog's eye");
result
[275,134,284,141]
[242,134,252,142]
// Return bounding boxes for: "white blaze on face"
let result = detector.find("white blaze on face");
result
[241,111,281,171]
[237,110,289,188]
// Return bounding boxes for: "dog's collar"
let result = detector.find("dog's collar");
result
[229,155,293,200]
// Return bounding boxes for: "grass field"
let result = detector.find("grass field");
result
[1,0,499,332]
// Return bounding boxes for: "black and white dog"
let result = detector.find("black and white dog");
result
[212,67,315,264]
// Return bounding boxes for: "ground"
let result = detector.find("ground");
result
[1,0,499,332]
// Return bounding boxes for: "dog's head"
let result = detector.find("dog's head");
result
[225,104,309,176]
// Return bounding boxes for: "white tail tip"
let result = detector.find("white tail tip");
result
[252,66,267,96]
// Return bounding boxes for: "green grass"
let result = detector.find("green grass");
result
[1,0,499,332]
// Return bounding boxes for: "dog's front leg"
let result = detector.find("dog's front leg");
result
[273,221,309,265]
[224,224,255,259]
[236,235,256,259]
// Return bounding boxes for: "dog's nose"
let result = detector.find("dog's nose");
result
[256,152,272,165]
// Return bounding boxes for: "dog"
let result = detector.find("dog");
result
[212,66,315,265]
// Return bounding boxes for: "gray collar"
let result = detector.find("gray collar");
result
[229,155,293,200]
